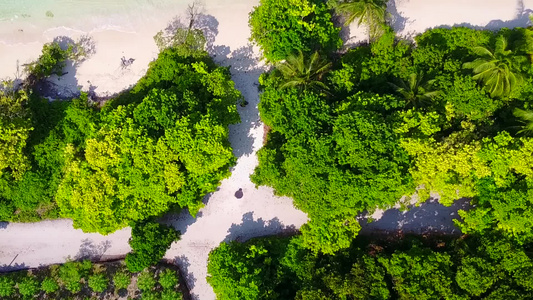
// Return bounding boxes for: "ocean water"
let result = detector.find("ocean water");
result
[0,0,189,43]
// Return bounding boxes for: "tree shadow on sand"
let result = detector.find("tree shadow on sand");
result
[75,239,112,261]
[213,44,264,159]
[0,262,28,273]
[387,0,410,33]
[172,254,197,294]
[359,197,471,235]
[160,209,204,237]
[223,212,298,243]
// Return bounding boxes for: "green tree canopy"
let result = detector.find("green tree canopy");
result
[55,48,241,234]
[249,0,341,61]
[0,88,32,180]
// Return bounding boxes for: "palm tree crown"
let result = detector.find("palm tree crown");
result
[274,50,332,92]
[513,108,533,136]
[463,35,525,98]
[335,0,387,40]
[389,72,440,108]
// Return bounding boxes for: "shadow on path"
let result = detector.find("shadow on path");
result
[224,212,298,243]
[75,239,112,261]
[359,197,471,235]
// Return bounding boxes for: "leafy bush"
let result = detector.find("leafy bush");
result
[17,275,39,297]
[24,42,73,81]
[41,277,59,294]
[158,269,179,290]
[58,260,92,293]
[162,289,183,300]
[136,270,156,292]
[249,0,341,61]
[112,271,131,290]
[125,221,180,272]
[88,273,109,293]
[0,276,15,297]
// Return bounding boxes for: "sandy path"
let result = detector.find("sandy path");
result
[0,220,131,271]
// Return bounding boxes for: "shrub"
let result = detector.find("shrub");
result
[136,270,156,292]
[125,221,180,272]
[112,271,131,290]
[41,277,59,294]
[0,276,15,297]
[162,289,183,300]
[25,42,73,81]
[88,273,109,293]
[140,291,161,300]
[58,260,92,293]
[17,275,39,297]
[158,269,179,290]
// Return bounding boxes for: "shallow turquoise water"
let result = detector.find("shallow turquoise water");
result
[0,0,189,43]
[0,0,177,21]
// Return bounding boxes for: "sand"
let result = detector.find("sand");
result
[0,0,530,299]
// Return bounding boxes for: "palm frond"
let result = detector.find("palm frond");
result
[494,35,507,54]
[514,108,533,136]
[470,46,494,58]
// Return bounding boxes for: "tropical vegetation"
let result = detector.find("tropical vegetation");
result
[0,31,241,235]
[0,260,184,299]
[249,0,533,253]
[208,232,533,299]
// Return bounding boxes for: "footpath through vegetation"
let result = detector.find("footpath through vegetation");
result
[2,0,533,299]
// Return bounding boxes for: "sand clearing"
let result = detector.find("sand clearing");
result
[0,0,531,299]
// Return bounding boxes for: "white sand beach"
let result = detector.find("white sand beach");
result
[0,0,532,299]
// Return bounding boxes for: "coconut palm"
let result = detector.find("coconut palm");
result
[274,50,332,92]
[389,72,440,108]
[463,35,525,98]
[513,108,533,136]
[335,0,387,40]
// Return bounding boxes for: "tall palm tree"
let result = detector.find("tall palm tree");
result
[335,0,387,40]
[513,108,533,136]
[389,72,440,108]
[274,50,332,92]
[463,35,525,98]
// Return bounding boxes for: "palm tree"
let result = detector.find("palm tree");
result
[274,50,332,92]
[335,0,387,41]
[388,72,440,108]
[463,35,525,98]
[513,108,533,136]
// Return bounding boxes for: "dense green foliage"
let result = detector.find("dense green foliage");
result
[56,48,240,234]
[0,38,241,235]
[125,221,180,272]
[253,24,533,251]
[87,273,109,293]
[208,233,533,299]
[249,0,342,61]
[0,88,32,180]
[0,261,184,299]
